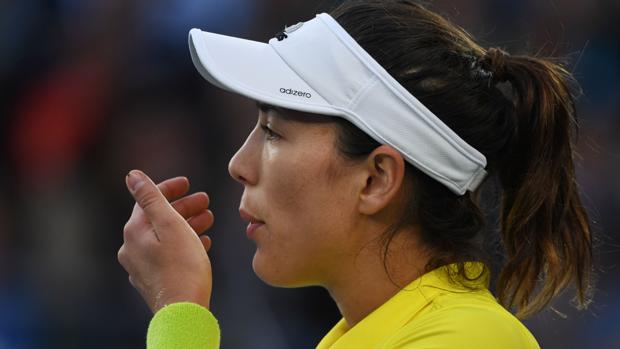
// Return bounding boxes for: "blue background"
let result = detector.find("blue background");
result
[0,0,619,348]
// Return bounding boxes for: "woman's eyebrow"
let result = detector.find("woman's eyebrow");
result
[255,101,310,123]
[255,101,280,112]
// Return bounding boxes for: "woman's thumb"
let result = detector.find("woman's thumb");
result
[126,170,180,230]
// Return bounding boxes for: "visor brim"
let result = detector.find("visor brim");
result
[189,29,337,115]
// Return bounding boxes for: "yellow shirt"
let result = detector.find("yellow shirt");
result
[316,263,540,349]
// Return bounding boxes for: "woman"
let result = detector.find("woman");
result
[117,1,593,348]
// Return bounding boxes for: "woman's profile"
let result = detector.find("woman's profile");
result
[117,1,594,348]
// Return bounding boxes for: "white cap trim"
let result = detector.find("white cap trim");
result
[189,13,487,195]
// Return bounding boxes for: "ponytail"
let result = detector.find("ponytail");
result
[329,0,594,319]
[485,49,594,318]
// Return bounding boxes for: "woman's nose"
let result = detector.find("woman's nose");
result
[228,133,259,186]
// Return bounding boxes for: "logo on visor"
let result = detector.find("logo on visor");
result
[280,88,312,98]
[275,22,304,41]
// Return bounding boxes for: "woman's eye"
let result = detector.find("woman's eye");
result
[258,104,273,113]
[260,124,280,140]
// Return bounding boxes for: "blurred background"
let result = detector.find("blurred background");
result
[0,0,618,348]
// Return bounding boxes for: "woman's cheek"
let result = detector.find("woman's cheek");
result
[252,207,325,286]
[266,167,313,214]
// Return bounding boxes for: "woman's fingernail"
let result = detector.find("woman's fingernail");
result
[127,170,145,192]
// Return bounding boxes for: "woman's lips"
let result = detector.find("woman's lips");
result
[246,222,264,238]
[239,207,265,238]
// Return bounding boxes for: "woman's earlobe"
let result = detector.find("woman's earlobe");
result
[358,145,405,215]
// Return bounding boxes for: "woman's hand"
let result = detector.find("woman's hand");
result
[118,170,214,313]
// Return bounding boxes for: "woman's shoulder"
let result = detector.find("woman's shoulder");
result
[382,288,540,349]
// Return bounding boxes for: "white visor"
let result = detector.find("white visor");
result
[189,13,487,195]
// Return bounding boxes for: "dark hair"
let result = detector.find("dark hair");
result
[327,0,593,318]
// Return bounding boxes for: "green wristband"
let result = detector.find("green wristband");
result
[147,302,220,349]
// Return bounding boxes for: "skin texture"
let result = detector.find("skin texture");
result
[230,107,362,287]
[119,103,431,326]
[118,173,214,312]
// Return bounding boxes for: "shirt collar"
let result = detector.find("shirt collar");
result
[316,262,490,349]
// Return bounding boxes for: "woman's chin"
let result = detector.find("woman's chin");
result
[252,252,286,286]
[251,251,314,288]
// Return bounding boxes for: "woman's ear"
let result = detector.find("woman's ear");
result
[358,144,406,215]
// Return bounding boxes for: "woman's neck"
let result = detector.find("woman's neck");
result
[325,226,430,328]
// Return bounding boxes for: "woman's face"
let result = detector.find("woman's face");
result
[228,102,362,287]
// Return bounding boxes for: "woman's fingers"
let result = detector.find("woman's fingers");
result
[171,192,210,219]
[126,174,214,237]
[199,235,212,253]
[129,176,190,219]
[187,209,214,234]
[154,176,214,235]
[121,170,214,314]
[157,176,190,202]
[126,171,186,240]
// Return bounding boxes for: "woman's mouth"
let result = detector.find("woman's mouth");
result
[246,222,264,238]
[239,207,265,238]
